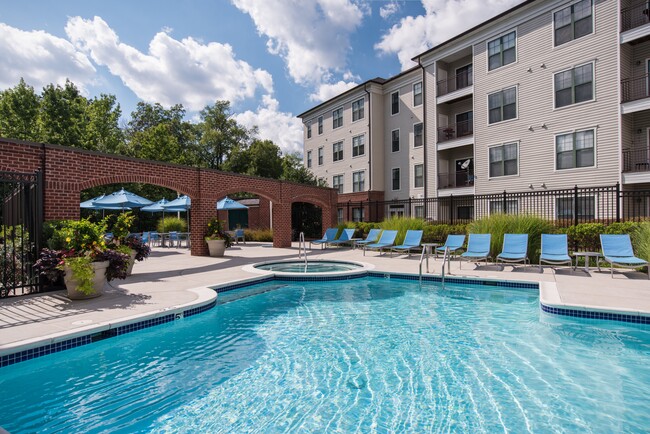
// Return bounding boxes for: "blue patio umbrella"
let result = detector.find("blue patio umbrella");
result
[140,198,169,213]
[162,195,191,212]
[80,195,131,216]
[92,188,153,209]
[216,196,248,210]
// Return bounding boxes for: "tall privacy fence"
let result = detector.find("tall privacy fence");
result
[340,184,650,227]
[1,171,43,298]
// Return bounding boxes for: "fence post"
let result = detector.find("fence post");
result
[408,197,412,217]
[449,194,454,225]
[573,185,579,227]
[502,190,507,214]
[615,182,620,223]
[347,200,350,222]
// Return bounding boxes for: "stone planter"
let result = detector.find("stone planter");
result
[206,239,226,257]
[126,250,137,276]
[63,260,109,300]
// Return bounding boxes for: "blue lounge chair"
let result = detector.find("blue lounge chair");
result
[169,231,180,248]
[460,234,491,269]
[234,229,245,244]
[363,230,398,256]
[391,230,423,257]
[310,228,338,249]
[141,232,150,245]
[496,234,529,267]
[539,234,572,271]
[150,231,160,247]
[600,234,649,279]
[328,228,355,247]
[435,234,466,258]
[355,228,382,248]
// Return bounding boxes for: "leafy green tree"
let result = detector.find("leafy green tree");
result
[222,143,250,174]
[282,152,328,186]
[85,94,124,153]
[197,101,250,170]
[0,78,41,141]
[247,139,283,179]
[38,80,88,148]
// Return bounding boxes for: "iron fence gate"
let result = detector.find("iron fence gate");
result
[1,170,43,297]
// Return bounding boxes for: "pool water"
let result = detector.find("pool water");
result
[254,260,363,273]
[1,277,650,432]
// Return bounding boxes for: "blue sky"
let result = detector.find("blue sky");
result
[0,0,522,154]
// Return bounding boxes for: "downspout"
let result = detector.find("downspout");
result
[417,59,428,213]
[364,85,372,192]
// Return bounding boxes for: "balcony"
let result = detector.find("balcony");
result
[621,1,650,33]
[437,120,473,144]
[623,148,650,172]
[436,69,473,97]
[438,171,475,189]
[620,74,650,113]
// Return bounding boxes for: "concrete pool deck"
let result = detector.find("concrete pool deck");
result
[1,242,649,356]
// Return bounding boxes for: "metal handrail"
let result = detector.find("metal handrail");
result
[298,232,307,268]
[441,246,451,288]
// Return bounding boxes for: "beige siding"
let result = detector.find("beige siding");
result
[424,63,438,205]
[473,0,620,194]
[370,86,385,191]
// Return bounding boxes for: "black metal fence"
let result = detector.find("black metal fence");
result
[621,0,650,32]
[1,170,43,298]
[339,184,650,227]
[621,73,649,103]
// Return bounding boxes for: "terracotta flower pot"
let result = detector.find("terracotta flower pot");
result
[63,260,109,300]
[206,239,226,257]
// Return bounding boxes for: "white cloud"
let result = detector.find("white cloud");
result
[0,23,96,92]
[231,0,367,86]
[65,16,274,111]
[376,0,524,69]
[234,95,303,155]
[309,80,358,103]
[380,1,400,19]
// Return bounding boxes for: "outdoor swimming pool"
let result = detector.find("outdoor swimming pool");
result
[1,276,649,432]
[253,259,365,273]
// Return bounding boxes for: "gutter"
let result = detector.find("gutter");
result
[365,84,372,191]
[417,60,428,210]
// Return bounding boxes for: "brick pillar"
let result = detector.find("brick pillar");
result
[190,194,210,256]
[272,201,292,248]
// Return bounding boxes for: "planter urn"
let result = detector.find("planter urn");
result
[206,239,226,257]
[63,260,109,300]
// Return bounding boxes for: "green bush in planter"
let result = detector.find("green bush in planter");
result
[156,217,187,233]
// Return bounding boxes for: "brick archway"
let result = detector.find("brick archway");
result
[0,139,338,255]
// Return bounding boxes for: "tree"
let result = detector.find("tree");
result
[247,139,283,179]
[197,101,250,170]
[0,78,41,141]
[38,80,88,148]
[85,94,124,154]
[282,152,328,186]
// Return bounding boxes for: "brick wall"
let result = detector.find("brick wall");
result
[0,138,338,255]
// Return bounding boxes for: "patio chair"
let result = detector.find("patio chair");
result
[539,234,572,271]
[355,228,382,248]
[169,231,180,248]
[310,228,338,249]
[327,228,355,248]
[234,229,246,244]
[600,234,649,279]
[141,232,150,245]
[435,234,466,258]
[460,234,491,269]
[496,234,529,267]
[104,232,114,243]
[391,230,423,257]
[363,230,398,256]
[150,231,160,247]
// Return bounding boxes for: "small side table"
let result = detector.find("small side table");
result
[420,243,441,273]
[349,238,363,249]
[573,251,602,272]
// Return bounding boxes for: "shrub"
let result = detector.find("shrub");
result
[467,214,556,262]
[106,211,135,242]
[49,219,106,252]
[379,217,426,245]
[564,223,605,252]
[604,221,637,235]
[632,222,650,263]
[246,228,273,242]
[156,217,187,233]
[422,224,468,243]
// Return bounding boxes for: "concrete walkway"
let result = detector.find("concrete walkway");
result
[1,242,649,355]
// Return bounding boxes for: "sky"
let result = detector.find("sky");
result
[0,0,523,155]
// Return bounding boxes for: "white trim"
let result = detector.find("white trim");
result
[486,28,518,73]
[551,0,594,49]
[413,121,424,148]
[391,128,400,153]
[351,97,365,124]
[646,58,650,99]
[317,146,324,166]
[552,60,596,110]
[391,167,401,191]
[306,150,312,169]
[487,141,520,179]
[413,163,424,189]
[332,106,344,129]
[486,85,518,125]
[352,170,366,193]
[351,133,366,158]
[317,116,323,135]
[332,173,345,194]
[413,81,423,107]
[332,140,344,163]
[553,127,597,172]
[390,90,400,116]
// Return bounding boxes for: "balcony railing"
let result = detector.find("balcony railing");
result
[621,0,650,32]
[436,69,473,97]
[438,172,475,189]
[437,120,473,143]
[621,74,650,103]
[623,147,650,172]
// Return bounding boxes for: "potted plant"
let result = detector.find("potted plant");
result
[205,218,232,257]
[106,212,150,275]
[121,234,151,275]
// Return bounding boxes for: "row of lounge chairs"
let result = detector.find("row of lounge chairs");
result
[309,228,649,278]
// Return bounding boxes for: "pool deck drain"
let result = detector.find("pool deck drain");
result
[1,243,649,358]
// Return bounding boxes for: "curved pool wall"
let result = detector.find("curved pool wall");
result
[2,271,649,369]
[243,259,373,277]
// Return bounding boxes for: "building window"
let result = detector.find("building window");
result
[352,98,364,121]
[490,200,519,215]
[413,82,423,106]
[318,116,323,134]
[337,208,344,223]
[332,174,344,193]
[556,129,594,170]
[554,63,593,108]
[333,141,343,162]
[414,164,424,188]
[307,150,312,168]
[389,205,405,218]
[307,122,312,139]
[489,142,518,177]
[456,64,473,89]
[487,30,516,71]
[414,123,423,147]
[318,147,324,165]
[554,0,593,46]
[332,107,343,129]
[352,207,365,222]
[391,91,399,115]
[353,171,365,192]
[488,87,517,124]
[391,129,400,152]
[414,205,425,219]
[556,196,595,220]
[392,168,401,191]
[352,134,365,157]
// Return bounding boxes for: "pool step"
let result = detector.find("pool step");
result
[217,284,288,304]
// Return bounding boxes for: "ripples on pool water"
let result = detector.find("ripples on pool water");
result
[254,260,362,273]
[1,277,649,433]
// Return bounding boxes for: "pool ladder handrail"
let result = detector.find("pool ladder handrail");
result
[419,245,450,287]
[298,232,308,270]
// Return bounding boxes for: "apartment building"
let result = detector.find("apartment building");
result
[299,0,650,223]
